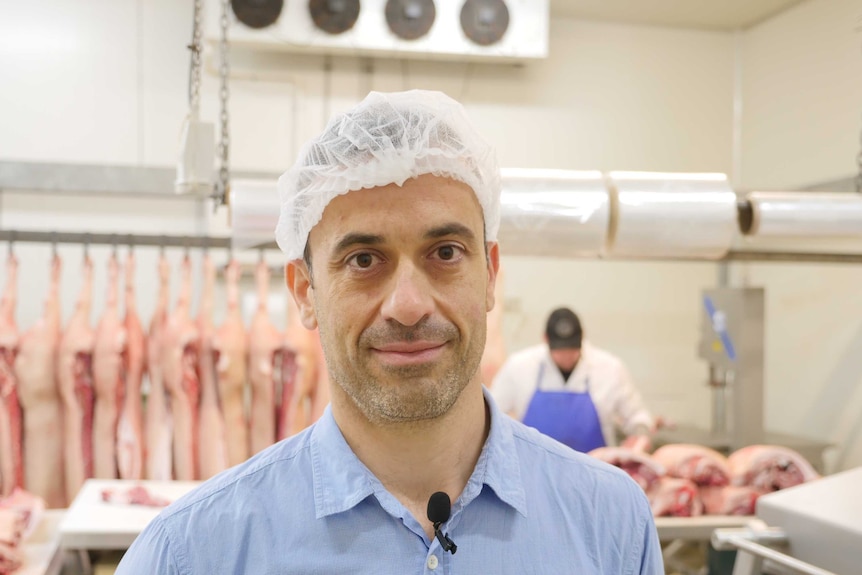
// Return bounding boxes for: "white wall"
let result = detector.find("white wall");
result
[740,0,862,190]
[734,0,862,472]
[30,0,862,476]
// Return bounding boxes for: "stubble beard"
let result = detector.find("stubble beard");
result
[320,319,486,426]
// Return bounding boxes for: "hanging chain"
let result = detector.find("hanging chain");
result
[188,0,204,116]
[216,0,231,205]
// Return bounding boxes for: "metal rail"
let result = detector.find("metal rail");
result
[0,230,231,250]
[1,229,862,264]
[723,250,862,264]
[712,527,839,575]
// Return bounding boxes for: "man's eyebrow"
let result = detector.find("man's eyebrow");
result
[423,223,477,241]
[332,232,385,255]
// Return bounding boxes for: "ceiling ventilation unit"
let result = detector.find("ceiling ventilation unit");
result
[386,0,436,41]
[209,0,549,63]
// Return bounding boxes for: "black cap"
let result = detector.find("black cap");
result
[545,307,582,350]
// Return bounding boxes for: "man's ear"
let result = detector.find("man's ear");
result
[286,259,318,330]
[485,241,500,313]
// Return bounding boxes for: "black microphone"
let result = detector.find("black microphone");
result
[427,491,457,554]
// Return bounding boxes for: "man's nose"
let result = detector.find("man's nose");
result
[380,261,434,327]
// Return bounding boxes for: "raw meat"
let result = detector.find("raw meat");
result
[14,255,66,508]
[587,446,665,491]
[100,485,170,507]
[248,260,282,455]
[0,541,22,573]
[144,256,173,480]
[197,255,227,479]
[651,443,730,486]
[647,477,704,517]
[57,256,96,502]
[699,485,761,516]
[728,445,820,492]
[117,252,146,480]
[162,257,200,481]
[0,255,22,497]
[92,255,126,479]
[0,488,45,540]
[214,260,248,466]
[0,510,23,546]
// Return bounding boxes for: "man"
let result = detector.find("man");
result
[492,307,657,453]
[116,90,662,573]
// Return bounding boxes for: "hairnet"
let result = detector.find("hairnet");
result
[274,89,502,259]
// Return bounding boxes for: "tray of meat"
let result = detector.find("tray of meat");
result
[587,446,665,491]
[698,485,762,516]
[0,489,63,575]
[728,445,819,492]
[647,477,704,517]
[59,479,199,550]
[652,443,731,486]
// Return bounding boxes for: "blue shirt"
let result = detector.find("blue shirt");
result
[116,390,663,574]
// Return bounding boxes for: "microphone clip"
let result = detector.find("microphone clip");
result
[433,521,457,555]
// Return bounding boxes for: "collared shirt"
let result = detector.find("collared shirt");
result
[491,341,655,447]
[116,389,663,574]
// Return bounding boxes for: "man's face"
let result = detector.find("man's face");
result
[287,174,499,425]
[549,348,581,372]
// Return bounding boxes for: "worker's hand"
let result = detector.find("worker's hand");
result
[621,434,652,453]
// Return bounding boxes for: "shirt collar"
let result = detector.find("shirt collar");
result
[309,388,527,519]
[473,387,528,517]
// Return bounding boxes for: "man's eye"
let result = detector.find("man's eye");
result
[350,253,376,268]
[436,245,461,261]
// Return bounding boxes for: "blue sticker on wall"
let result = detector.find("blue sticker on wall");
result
[703,296,737,361]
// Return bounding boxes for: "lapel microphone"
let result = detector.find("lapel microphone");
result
[427,491,457,554]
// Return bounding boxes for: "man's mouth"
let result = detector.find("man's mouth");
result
[370,341,447,366]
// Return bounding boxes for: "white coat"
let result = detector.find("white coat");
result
[490,341,654,448]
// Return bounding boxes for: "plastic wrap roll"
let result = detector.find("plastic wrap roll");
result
[498,168,610,258]
[229,179,279,250]
[740,192,862,237]
[606,172,737,259]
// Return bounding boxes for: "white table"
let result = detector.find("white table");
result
[19,510,65,575]
[655,515,757,575]
[59,479,201,550]
[655,514,754,541]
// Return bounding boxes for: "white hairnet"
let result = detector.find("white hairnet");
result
[275,89,502,260]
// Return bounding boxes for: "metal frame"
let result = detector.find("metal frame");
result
[0,229,231,250]
[0,160,276,197]
[712,525,839,575]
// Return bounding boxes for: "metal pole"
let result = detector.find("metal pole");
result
[0,230,232,250]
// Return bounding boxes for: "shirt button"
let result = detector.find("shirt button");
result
[427,554,439,570]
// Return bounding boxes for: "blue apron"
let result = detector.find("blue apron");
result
[521,362,606,453]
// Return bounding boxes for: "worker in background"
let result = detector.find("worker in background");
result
[492,307,658,453]
[116,90,662,573]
